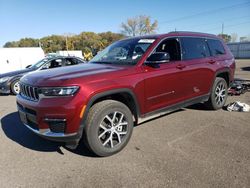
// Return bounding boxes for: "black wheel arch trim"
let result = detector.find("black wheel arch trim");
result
[85,88,140,120]
[209,68,230,94]
[215,68,230,82]
[9,76,21,86]
[215,68,230,75]
[77,88,141,142]
[9,77,22,92]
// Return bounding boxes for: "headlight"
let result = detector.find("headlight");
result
[0,77,10,83]
[39,86,79,97]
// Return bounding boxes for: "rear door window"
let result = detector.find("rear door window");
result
[181,37,210,60]
[49,58,63,68]
[207,39,225,56]
[65,58,79,66]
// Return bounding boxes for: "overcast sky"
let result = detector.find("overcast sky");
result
[0,0,250,46]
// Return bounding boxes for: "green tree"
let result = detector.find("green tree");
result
[3,41,18,47]
[3,31,125,54]
[99,31,125,47]
[121,15,158,36]
[18,38,39,47]
[40,35,66,53]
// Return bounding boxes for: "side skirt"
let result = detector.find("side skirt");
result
[137,94,210,124]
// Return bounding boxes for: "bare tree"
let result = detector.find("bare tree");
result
[231,33,238,42]
[121,15,158,36]
[121,18,138,36]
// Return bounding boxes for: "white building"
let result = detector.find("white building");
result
[57,50,83,58]
[0,47,45,74]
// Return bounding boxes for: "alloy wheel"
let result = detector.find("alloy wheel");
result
[98,111,128,148]
[13,81,20,94]
[215,82,226,106]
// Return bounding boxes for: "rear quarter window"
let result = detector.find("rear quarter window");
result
[181,37,210,60]
[207,39,225,56]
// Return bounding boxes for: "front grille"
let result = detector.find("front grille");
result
[20,83,39,101]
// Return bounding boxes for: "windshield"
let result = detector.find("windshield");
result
[29,58,50,69]
[90,38,155,65]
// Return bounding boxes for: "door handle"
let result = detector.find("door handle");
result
[208,60,216,64]
[176,64,186,69]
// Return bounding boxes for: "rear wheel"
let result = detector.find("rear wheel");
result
[11,80,20,95]
[84,100,134,157]
[206,77,228,110]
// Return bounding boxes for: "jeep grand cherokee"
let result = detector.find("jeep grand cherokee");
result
[17,32,235,156]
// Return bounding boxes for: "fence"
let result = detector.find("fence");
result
[227,42,250,59]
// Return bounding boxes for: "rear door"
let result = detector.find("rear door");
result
[178,37,214,100]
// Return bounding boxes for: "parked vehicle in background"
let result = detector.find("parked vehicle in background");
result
[0,47,44,74]
[16,32,235,157]
[0,56,85,95]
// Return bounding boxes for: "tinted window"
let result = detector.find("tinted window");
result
[181,38,210,60]
[65,58,78,66]
[45,59,63,69]
[155,38,181,61]
[207,39,225,56]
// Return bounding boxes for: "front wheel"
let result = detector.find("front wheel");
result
[205,77,228,110]
[11,80,20,95]
[84,100,134,157]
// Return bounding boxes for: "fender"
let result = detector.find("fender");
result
[8,76,22,90]
[77,88,141,137]
[208,68,230,95]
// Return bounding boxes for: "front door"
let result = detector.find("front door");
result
[143,38,185,113]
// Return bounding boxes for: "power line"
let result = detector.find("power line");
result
[159,1,250,24]
[183,15,250,29]
[203,20,250,32]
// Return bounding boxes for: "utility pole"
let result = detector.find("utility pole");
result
[65,36,68,51]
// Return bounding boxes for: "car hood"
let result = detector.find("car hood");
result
[20,63,132,86]
[0,68,33,78]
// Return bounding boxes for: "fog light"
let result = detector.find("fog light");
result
[44,118,66,133]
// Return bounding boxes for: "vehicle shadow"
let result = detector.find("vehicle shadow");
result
[0,93,10,96]
[185,103,213,111]
[241,66,250,71]
[1,112,95,157]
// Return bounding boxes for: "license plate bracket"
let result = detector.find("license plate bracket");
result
[19,110,28,124]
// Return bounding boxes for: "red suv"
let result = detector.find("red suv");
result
[16,32,235,156]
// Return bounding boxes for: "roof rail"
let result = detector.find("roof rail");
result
[168,31,215,36]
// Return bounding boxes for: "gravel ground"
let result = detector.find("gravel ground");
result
[0,60,249,188]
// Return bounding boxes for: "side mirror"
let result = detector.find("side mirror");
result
[146,52,170,64]
[26,65,31,68]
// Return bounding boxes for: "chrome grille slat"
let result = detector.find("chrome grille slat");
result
[20,83,39,102]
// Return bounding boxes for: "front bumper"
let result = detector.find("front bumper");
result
[16,94,86,143]
[23,122,79,142]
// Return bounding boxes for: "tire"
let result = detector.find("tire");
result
[11,80,20,95]
[84,100,134,157]
[205,77,228,110]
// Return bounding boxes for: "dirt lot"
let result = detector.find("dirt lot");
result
[0,60,249,188]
